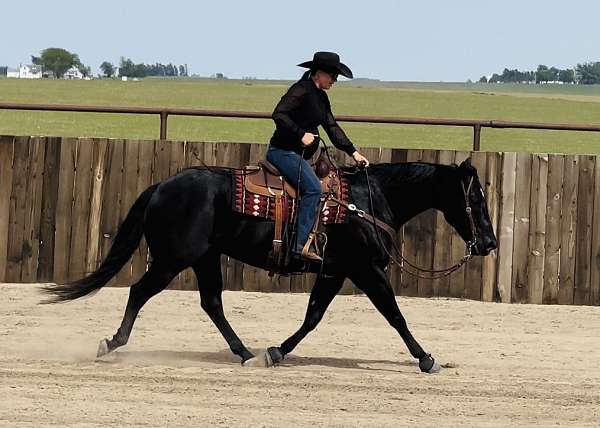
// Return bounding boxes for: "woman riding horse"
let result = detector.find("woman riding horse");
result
[43,152,497,373]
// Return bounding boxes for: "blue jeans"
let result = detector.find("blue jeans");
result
[266,146,321,253]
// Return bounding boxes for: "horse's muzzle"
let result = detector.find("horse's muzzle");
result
[480,236,498,256]
[472,235,497,257]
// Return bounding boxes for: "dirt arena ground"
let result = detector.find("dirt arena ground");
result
[1,283,599,427]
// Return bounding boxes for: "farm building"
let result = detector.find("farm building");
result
[6,67,20,78]
[64,66,84,80]
[18,64,42,79]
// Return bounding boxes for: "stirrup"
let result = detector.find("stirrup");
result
[300,233,322,262]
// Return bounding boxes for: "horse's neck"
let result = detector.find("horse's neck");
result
[378,163,441,227]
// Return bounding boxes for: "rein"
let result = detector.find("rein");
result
[200,139,477,278]
[362,167,477,279]
[323,144,477,279]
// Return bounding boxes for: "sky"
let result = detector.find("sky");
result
[2,0,599,82]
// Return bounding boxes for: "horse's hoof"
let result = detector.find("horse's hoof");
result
[242,350,274,368]
[96,339,110,358]
[267,347,284,364]
[426,360,441,374]
[419,354,441,374]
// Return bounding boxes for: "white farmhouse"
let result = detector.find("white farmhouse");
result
[64,66,84,80]
[19,64,42,79]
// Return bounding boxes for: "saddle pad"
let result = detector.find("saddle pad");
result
[232,170,350,225]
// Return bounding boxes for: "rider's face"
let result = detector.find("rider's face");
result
[314,70,337,90]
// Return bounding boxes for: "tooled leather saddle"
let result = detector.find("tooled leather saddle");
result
[232,149,350,275]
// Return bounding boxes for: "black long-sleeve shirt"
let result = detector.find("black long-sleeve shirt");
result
[270,78,357,159]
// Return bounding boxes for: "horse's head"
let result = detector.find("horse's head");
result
[440,158,497,256]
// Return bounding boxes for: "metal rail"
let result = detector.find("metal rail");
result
[2,102,600,151]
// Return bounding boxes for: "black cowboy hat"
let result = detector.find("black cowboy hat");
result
[297,51,353,79]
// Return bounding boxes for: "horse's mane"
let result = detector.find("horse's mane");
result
[341,162,454,187]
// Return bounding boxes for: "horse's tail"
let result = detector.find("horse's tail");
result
[42,183,160,303]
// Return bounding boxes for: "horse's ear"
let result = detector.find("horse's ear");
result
[459,157,477,176]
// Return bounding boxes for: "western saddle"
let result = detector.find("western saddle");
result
[233,149,349,275]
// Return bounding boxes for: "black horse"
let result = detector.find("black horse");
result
[43,158,497,373]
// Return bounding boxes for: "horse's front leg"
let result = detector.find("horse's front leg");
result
[349,265,440,374]
[263,274,344,365]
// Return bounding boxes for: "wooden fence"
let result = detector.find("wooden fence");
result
[1,135,599,305]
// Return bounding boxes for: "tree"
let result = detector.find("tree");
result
[36,48,79,79]
[119,57,135,77]
[558,69,575,83]
[575,62,600,84]
[100,61,115,78]
[478,75,488,83]
[179,65,187,77]
[536,65,558,83]
[488,73,501,83]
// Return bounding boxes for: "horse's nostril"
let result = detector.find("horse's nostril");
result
[485,240,497,252]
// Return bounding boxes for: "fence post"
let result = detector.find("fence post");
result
[160,111,168,140]
[473,124,481,151]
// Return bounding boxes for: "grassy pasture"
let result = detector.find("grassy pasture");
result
[1,78,599,153]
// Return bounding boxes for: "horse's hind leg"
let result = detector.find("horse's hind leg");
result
[193,251,254,363]
[97,263,178,357]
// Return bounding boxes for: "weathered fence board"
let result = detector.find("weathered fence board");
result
[6,137,32,282]
[20,137,46,282]
[496,152,516,303]
[526,154,548,304]
[558,155,579,305]
[591,161,600,306]
[512,152,532,303]
[68,139,94,281]
[1,136,600,306]
[574,156,595,305]
[37,137,61,282]
[542,155,564,304]
[85,139,108,277]
[53,138,77,283]
[0,136,14,282]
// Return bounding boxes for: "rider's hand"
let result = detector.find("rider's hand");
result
[301,133,317,147]
[352,151,370,167]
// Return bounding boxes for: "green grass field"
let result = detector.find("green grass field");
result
[1,78,600,154]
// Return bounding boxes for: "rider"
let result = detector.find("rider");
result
[267,51,370,262]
